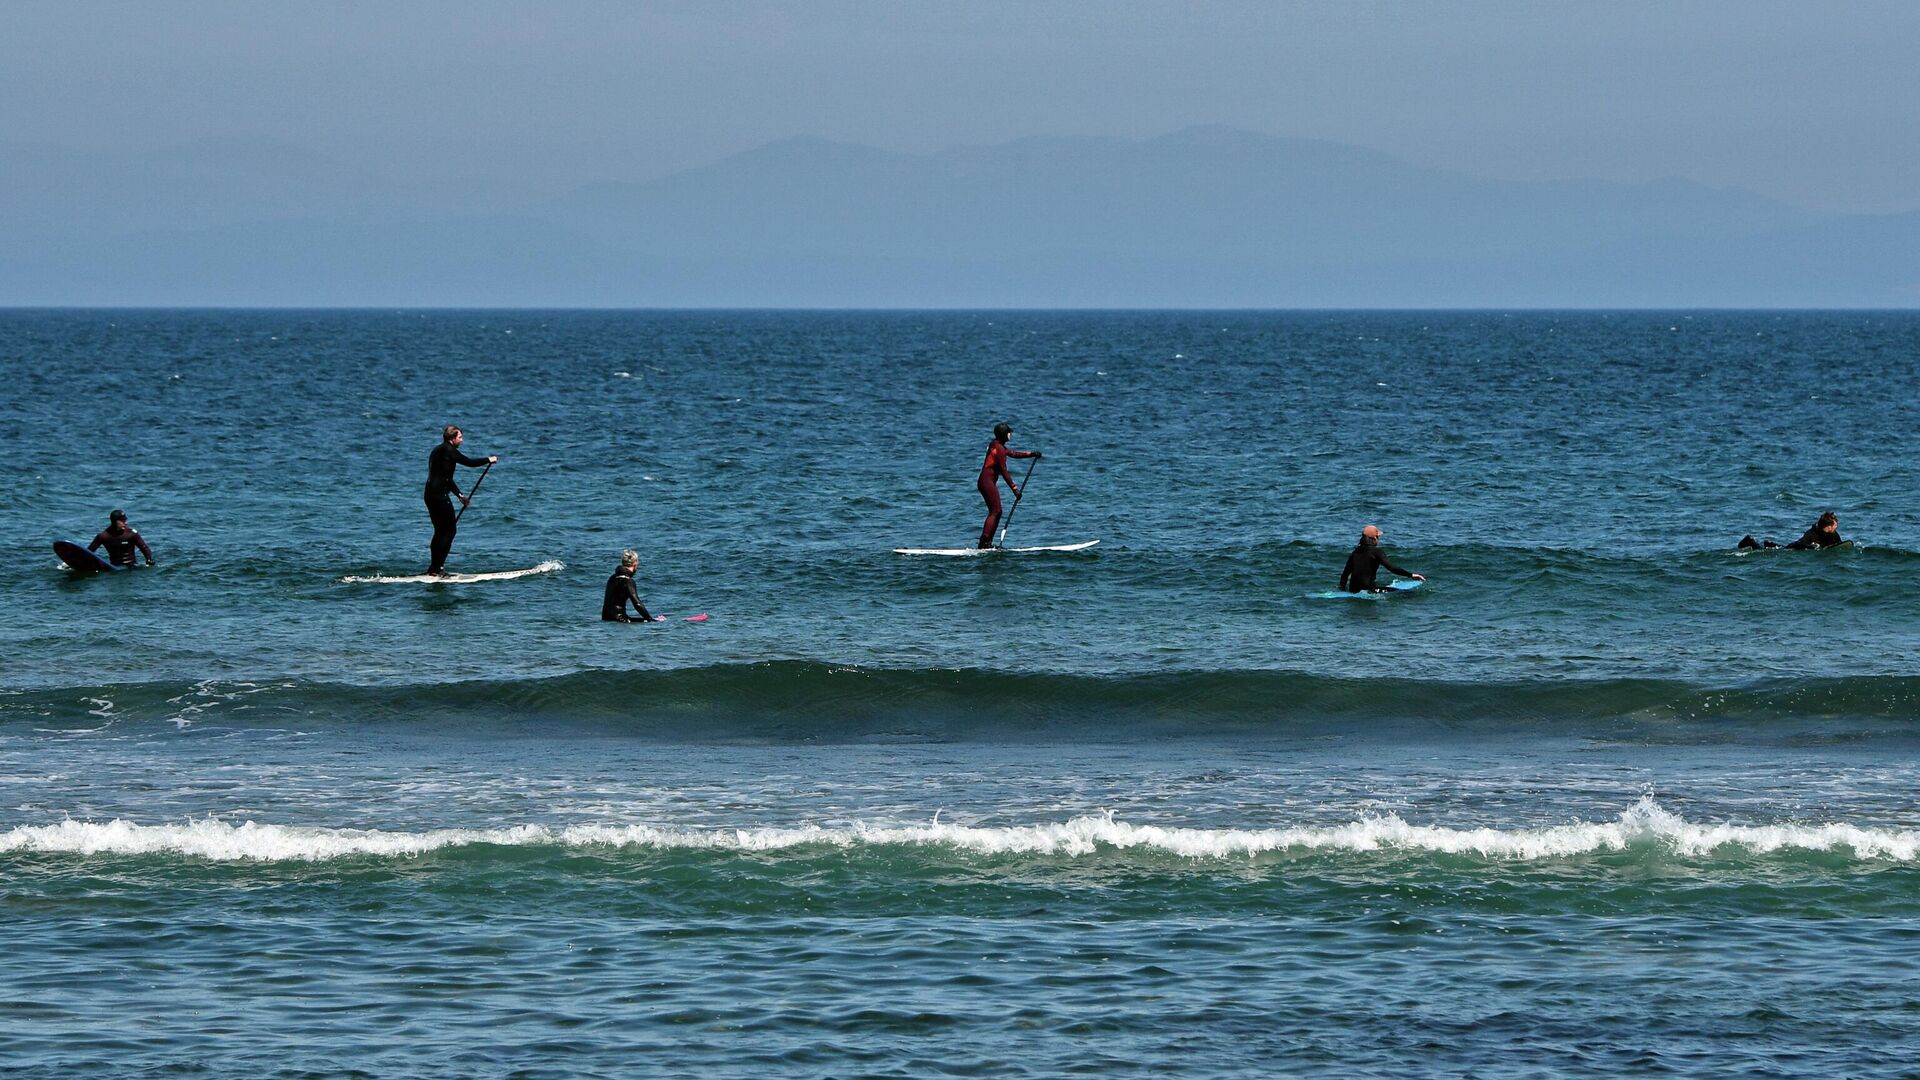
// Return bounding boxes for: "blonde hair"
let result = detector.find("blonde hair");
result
[621,549,639,567]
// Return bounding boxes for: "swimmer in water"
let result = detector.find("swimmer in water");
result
[602,550,657,623]
[88,509,155,568]
[1739,511,1844,551]
[1338,524,1425,593]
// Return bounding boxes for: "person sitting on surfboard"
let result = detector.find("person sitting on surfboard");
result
[88,509,155,568]
[1738,511,1844,551]
[977,422,1040,549]
[425,425,498,576]
[1339,525,1423,593]
[602,550,657,623]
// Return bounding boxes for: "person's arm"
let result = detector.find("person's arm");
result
[455,450,490,468]
[1008,448,1038,460]
[87,531,106,553]
[133,530,155,565]
[626,577,654,622]
[1785,528,1819,551]
[1377,549,1415,578]
[1338,555,1353,592]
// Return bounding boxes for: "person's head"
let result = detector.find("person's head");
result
[109,508,128,528]
[993,422,1012,441]
[1360,524,1382,545]
[442,424,463,446]
[620,549,638,571]
[1818,511,1838,531]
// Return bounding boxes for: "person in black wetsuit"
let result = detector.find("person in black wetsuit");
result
[424,425,498,576]
[1739,511,1845,551]
[1338,524,1424,593]
[602,550,657,623]
[88,509,155,568]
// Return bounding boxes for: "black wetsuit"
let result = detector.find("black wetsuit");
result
[424,442,489,573]
[1746,524,1848,550]
[1785,526,1845,551]
[1339,539,1411,593]
[89,525,154,567]
[602,568,654,623]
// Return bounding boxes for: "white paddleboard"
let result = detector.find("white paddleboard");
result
[342,560,565,584]
[1307,578,1424,599]
[893,540,1100,557]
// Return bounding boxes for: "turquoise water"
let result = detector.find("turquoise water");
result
[4,310,1920,1075]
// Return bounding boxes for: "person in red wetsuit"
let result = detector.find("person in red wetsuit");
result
[89,509,155,568]
[977,422,1040,549]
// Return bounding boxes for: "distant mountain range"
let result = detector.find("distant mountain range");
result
[2,127,1914,306]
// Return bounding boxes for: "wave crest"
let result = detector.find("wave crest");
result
[8,798,1919,864]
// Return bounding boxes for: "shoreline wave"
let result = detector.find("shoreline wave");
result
[7,798,1919,864]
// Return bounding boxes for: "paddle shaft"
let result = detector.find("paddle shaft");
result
[995,456,1040,548]
[454,462,492,524]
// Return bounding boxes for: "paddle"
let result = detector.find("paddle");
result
[454,461,492,524]
[995,455,1040,548]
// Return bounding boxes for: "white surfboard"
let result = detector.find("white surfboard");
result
[893,540,1100,557]
[341,560,565,584]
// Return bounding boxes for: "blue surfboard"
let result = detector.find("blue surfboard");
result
[53,540,122,573]
[1308,578,1423,599]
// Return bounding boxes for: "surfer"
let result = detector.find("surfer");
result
[1738,511,1844,551]
[977,422,1040,549]
[424,425,498,576]
[88,509,155,568]
[1338,525,1424,593]
[602,550,657,623]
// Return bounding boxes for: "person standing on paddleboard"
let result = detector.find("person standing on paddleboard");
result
[424,425,497,576]
[977,422,1040,549]
[1339,525,1424,593]
[601,549,658,623]
[88,509,155,568]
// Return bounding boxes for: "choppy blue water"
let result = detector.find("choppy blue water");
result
[4,310,1920,1076]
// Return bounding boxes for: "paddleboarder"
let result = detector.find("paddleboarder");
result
[88,509,155,568]
[425,425,497,576]
[1339,525,1424,593]
[1739,511,1844,551]
[977,422,1040,549]
[601,550,657,623]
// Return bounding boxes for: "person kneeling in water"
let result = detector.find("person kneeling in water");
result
[1339,524,1425,593]
[1739,511,1844,551]
[602,550,658,623]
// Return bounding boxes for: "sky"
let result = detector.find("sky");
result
[4,0,1919,213]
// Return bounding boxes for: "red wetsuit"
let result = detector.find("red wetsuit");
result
[977,439,1036,548]
[89,524,155,567]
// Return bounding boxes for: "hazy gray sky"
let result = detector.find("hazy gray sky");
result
[7,0,1919,212]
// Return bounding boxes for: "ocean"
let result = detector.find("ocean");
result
[4,309,1919,1076]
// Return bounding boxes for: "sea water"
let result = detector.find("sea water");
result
[3,310,1919,1076]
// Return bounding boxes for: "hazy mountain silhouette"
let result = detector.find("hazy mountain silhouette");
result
[2,128,1913,306]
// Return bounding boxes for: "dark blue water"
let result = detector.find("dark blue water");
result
[4,310,1919,1076]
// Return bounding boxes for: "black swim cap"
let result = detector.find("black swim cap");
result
[994,422,1012,438]
[109,508,127,521]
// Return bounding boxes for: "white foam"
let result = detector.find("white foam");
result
[340,560,563,584]
[6,797,1920,864]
